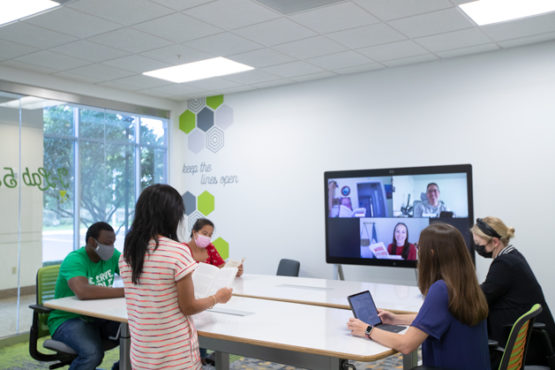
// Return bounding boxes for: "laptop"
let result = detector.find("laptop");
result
[347,290,406,333]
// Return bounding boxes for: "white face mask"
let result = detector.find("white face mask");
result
[195,233,211,248]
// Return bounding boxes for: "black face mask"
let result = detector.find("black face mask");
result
[475,244,493,259]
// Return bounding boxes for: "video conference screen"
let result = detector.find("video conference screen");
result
[324,164,474,268]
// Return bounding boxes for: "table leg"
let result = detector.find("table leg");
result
[119,324,131,370]
[214,351,230,370]
[403,349,418,370]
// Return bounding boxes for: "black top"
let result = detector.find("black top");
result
[481,246,555,344]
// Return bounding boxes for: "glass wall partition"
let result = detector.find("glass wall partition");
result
[0,84,169,339]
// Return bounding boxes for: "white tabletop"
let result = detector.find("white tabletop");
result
[44,294,395,362]
[232,274,423,313]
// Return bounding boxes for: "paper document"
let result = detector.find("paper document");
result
[192,262,237,298]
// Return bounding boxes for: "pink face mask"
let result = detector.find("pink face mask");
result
[195,233,211,248]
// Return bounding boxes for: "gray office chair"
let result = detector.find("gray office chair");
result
[276,258,300,277]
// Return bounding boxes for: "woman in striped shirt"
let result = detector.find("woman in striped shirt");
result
[119,184,232,369]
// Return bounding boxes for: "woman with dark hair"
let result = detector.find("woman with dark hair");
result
[386,222,417,260]
[186,218,243,277]
[348,223,490,369]
[119,184,232,370]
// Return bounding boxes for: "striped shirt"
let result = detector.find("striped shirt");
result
[119,236,200,369]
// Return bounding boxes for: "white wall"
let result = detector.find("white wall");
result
[173,40,555,311]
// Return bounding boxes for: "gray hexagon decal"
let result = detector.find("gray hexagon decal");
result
[214,104,233,130]
[197,107,214,132]
[188,210,203,232]
[182,191,196,216]
[206,127,224,153]
[187,97,205,113]
[188,129,205,153]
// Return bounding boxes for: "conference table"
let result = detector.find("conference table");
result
[45,274,423,370]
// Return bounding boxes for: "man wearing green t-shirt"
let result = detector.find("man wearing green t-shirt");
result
[48,222,124,370]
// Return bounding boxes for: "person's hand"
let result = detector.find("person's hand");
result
[236,262,244,277]
[214,287,232,304]
[378,309,397,324]
[347,318,368,338]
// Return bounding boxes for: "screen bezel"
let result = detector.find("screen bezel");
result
[324,164,474,268]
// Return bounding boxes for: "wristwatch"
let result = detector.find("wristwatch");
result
[365,325,373,339]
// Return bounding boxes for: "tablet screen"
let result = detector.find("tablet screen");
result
[348,290,381,326]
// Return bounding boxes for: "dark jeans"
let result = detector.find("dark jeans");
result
[52,317,120,370]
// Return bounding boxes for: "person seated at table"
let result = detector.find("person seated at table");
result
[387,222,417,261]
[413,182,449,218]
[186,218,244,277]
[472,216,555,366]
[119,184,232,370]
[348,223,491,369]
[47,221,124,370]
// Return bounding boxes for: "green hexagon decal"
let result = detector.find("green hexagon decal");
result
[212,237,229,260]
[206,95,224,110]
[198,190,215,215]
[179,110,195,134]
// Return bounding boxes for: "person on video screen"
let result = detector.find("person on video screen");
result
[387,222,417,260]
[414,182,449,218]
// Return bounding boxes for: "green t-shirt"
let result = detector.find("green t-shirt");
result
[47,247,121,336]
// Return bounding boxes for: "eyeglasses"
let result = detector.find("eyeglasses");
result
[476,218,501,239]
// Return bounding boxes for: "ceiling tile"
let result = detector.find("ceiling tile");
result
[182,32,263,56]
[481,13,555,42]
[51,40,129,63]
[233,18,316,46]
[223,69,280,84]
[389,8,474,38]
[132,13,221,43]
[248,78,295,90]
[24,7,121,38]
[184,0,279,30]
[436,43,499,58]
[327,23,407,49]
[89,28,172,53]
[353,0,453,21]
[291,71,337,82]
[358,40,429,62]
[140,44,211,64]
[291,2,378,33]
[1,60,58,74]
[498,31,555,49]
[140,83,205,99]
[274,36,347,59]
[55,64,135,83]
[103,55,168,73]
[382,53,437,67]
[335,63,384,75]
[14,51,90,72]
[229,48,295,68]
[188,77,242,90]
[307,50,371,70]
[262,61,324,77]
[99,74,173,90]
[149,0,216,11]
[415,28,492,52]
[67,0,174,25]
[0,40,37,61]
[0,22,76,48]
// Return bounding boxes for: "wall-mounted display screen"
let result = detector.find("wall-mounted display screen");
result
[325,164,474,268]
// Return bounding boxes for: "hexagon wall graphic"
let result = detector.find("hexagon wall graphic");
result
[179,110,195,134]
[187,210,203,233]
[206,127,224,153]
[188,129,205,154]
[182,191,196,216]
[212,237,229,260]
[214,104,233,130]
[197,107,214,132]
[206,95,223,110]
[188,97,205,113]
[198,191,215,216]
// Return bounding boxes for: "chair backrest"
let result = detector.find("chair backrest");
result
[498,303,543,370]
[276,258,300,277]
[36,264,60,337]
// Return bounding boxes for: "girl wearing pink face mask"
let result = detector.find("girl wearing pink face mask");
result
[186,218,244,277]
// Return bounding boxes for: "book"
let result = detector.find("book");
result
[192,262,237,299]
[224,258,244,269]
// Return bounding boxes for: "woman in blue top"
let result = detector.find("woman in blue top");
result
[348,223,491,369]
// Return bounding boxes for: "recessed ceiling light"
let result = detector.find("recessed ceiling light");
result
[0,0,61,27]
[143,57,254,83]
[459,0,555,26]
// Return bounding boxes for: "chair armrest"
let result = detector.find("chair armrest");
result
[533,322,546,329]
[29,304,53,314]
[488,339,499,348]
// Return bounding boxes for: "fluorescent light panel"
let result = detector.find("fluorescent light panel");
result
[459,0,555,25]
[0,0,60,27]
[143,57,254,83]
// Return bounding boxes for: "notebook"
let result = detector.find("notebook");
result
[347,290,406,333]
